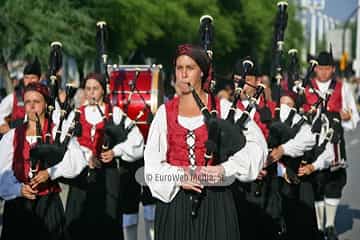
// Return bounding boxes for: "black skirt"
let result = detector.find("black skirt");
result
[119,159,156,214]
[1,192,65,240]
[281,178,318,240]
[232,178,284,240]
[64,165,123,240]
[155,187,240,240]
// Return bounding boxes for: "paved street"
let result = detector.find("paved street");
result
[0,126,358,239]
[338,125,360,240]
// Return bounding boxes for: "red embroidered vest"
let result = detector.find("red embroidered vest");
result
[258,96,277,118]
[237,96,275,140]
[77,104,110,157]
[13,120,60,196]
[303,79,342,113]
[165,95,220,166]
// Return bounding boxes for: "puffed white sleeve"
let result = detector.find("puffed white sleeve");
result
[51,100,63,126]
[46,117,88,180]
[279,104,316,157]
[219,99,268,182]
[312,141,334,171]
[0,130,23,200]
[144,104,183,203]
[341,82,359,131]
[0,93,14,125]
[46,138,88,180]
[111,107,144,162]
[281,123,316,157]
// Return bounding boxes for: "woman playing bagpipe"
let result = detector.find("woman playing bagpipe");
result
[232,2,319,238]
[229,58,284,240]
[63,72,144,240]
[269,90,327,240]
[257,48,321,240]
[0,82,87,240]
[298,51,359,240]
[265,49,348,239]
[144,44,267,240]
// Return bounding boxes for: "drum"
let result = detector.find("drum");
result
[108,64,163,141]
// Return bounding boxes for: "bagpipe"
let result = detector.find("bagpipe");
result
[287,46,346,171]
[234,80,266,127]
[47,41,79,142]
[227,59,254,123]
[189,13,272,214]
[199,15,217,116]
[92,98,144,157]
[96,21,147,150]
[189,55,266,217]
[188,59,267,216]
[267,37,344,185]
[106,22,162,138]
[271,1,288,119]
[28,113,44,181]
[267,51,318,151]
[29,109,81,177]
[28,43,81,181]
[264,2,321,185]
[85,21,146,181]
[306,81,345,172]
[188,16,262,217]
[265,1,295,167]
[188,81,246,217]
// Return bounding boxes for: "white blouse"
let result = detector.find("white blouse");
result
[65,104,144,163]
[276,104,335,176]
[279,104,316,157]
[0,123,88,201]
[144,98,268,203]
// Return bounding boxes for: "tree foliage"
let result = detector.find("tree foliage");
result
[0,0,304,76]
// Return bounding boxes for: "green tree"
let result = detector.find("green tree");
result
[0,0,95,65]
[0,0,304,82]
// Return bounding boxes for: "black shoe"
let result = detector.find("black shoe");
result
[317,230,325,240]
[325,226,338,240]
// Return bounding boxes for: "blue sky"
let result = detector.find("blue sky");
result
[324,0,358,22]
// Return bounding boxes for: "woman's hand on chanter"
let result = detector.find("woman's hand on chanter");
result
[180,169,204,193]
[30,170,50,189]
[199,165,225,184]
[21,184,38,200]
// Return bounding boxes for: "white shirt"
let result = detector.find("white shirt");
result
[316,79,359,130]
[0,123,88,201]
[144,99,267,203]
[0,93,15,125]
[310,80,359,169]
[65,104,144,163]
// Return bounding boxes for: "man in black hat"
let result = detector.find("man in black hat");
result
[302,51,359,240]
[0,58,42,134]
